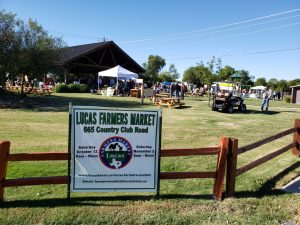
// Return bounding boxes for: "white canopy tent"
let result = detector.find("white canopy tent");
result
[249,85,266,98]
[250,85,266,91]
[97,65,139,95]
[98,65,139,80]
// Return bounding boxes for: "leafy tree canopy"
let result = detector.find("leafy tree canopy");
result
[0,10,65,92]
[218,65,235,81]
[276,79,289,92]
[254,77,267,86]
[142,55,166,85]
[158,64,180,82]
[182,64,214,87]
[237,70,254,86]
[288,79,300,87]
[267,78,278,90]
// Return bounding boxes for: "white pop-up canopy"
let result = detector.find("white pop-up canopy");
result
[98,65,139,80]
[250,85,266,90]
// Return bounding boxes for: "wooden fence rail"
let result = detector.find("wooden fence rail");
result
[237,127,295,154]
[226,119,300,197]
[236,142,296,176]
[1,119,299,202]
[0,137,229,202]
[8,152,68,161]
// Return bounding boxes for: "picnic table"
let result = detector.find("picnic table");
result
[156,97,185,108]
[151,93,170,103]
[6,86,52,95]
[155,93,170,98]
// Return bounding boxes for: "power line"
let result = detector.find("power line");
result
[129,22,300,52]
[118,8,300,44]
[120,14,300,45]
[168,47,300,61]
[134,46,300,63]
[47,8,300,44]
[220,47,300,57]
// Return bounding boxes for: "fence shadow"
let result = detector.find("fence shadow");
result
[0,195,152,208]
[0,193,213,208]
[233,161,300,199]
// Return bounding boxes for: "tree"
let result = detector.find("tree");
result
[267,78,278,90]
[277,79,289,92]
[182,66,201,86]
[254,77,267,86]
[167,64,180,81]
[158,64,180,82]
[0,10,22,90]
[237,70,254,86]
[218,65,235,81]
[288,79,300,87]
[182,64,214,87]
[157,71,172,82]
[17,19,65,93]
[142,55,166,85]
[0,10,65,93]
[206,56,222,74]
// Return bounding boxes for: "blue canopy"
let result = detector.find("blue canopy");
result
[163,81,171,85]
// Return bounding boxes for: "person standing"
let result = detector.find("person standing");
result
[261,87,271,111]
[181,84,187,100]
[170,83,175,97]
[272,90,276,100]
[98,77,103,90]
[175,83,181,98]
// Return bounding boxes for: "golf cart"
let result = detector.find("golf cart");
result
[210,82,246,113]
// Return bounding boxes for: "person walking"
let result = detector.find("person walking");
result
[175,83,181,98]
[261,87,271,111]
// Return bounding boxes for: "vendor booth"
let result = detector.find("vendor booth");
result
[98,65,139,80]
[249,86,266,98]
[98,65,139,96]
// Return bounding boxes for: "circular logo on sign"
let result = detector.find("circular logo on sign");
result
[99,136,132,169]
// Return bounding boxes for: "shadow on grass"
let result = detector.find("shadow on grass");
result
[244,109,280,115]
[1,194,214,208]
[173,106,192,109]
[233,161,300,199]
[1,94,150,112]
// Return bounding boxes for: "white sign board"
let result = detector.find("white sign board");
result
[70,106,161,192]
[136,79,143,83]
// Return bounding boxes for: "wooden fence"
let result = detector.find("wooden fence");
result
[0,119,299,202]
[0,137,228,202]
[225,119,300,197]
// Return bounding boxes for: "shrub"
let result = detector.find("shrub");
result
[55,83,90,93]
[55,84,69,93]
[79,84,89,93]
[67,84,81,93]
[284,95,291,103]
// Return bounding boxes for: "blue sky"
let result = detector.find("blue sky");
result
[1,0,300,81]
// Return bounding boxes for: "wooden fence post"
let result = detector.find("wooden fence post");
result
[213,137,229,200]
[225,138,238,197]
[293,119,300,156]
[0,141,10,202]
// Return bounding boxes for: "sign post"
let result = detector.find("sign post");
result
[67,102,72,199]
[136,79,144,105]
[70,106,161,193]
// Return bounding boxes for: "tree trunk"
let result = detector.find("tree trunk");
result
[20,74,25,96]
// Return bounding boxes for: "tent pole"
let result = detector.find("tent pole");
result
[141,80,144,105]
[116,79,119,96]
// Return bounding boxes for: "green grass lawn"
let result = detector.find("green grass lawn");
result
[0,93,299,225]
